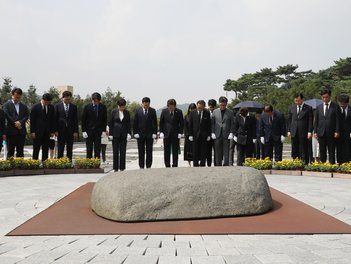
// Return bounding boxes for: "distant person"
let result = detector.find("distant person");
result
[211,96,234,166]
[287,93,313,164]
[233,107,256,166]
[229,109,238,165]
[206,99,217,166]
[133,97,158,169]
[48,135,56,159]
[336,94,351,163]
[109,98,131,172]
[259,105,286,161]
[82,92,107,159]
[100,126,109,164]
[30,93,55,161]
[54,91,78,161]
[183,103,196,166]
[159,99,184,167]
[3,88,29,158]
[314,88,340,164]
[0,104,6,154]
[188,100,211,167]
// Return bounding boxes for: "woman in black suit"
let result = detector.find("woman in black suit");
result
[109,98,131,171]
[183,103,196,166]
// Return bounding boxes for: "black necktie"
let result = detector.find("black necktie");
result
[94,104,98,117]
[298,105,301,116]
[144,109,147,115]
[325,103,329,116]
[170,111,174,119]
[269,116,272,125]
[65,104,69,118]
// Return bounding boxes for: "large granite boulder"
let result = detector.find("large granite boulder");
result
[91,166,273,222]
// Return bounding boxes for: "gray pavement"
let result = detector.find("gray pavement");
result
[0,140,350,263]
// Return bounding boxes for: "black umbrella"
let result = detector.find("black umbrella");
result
[233,101,264,111]
[304,99,323,110]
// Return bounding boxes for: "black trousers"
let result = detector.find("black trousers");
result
[7,134,25,158]
[101,144,107,162]
[163,137,180,167]
[137,137,153,168]
[318,135,336,164]
[112,137,127,171]
[86,131,102,159]
[206,139,215,167]
[263,140,283,161]
[57,132,74,161]
[237,142,254,166]
[0,138,3,154]
[254,140,263,159]
[193,138,207,167]
[33,132,50,161]
[336,136,351,164]
[291,134,309,164]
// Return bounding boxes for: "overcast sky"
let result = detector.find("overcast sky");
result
[0,0,350,108]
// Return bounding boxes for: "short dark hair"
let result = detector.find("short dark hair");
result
[42,93,53,101]
[167,99,176,107]
[208,99,217,107]
[142,97,150,103]
[117,98,127,106]
[294,93,304,99]
[320,88,331,96]
[338,94,349,104]
[197,100,206,106]
[62,91,72,98]
[92,92,101,101]
[11,88,23,95]
[219,96,228,104]
[239,107,249,116]
[264,105,273,112]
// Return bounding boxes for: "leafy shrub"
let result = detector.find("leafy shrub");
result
[305,162,339,172]
[244,157,273,170]
[0,159,12,171]
[9,158,41,170]
[43,157,72,169]
[74,158,100,169]
[274,158,304,170]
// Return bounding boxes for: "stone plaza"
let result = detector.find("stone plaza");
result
[0,140,351,263]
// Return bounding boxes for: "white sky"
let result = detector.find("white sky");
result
[0,0,350,108]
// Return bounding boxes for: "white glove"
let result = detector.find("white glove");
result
[189,136,194,142]
[253,139,257,144]
[159,132,164,139]
[233,136,238,142]
[260,137,265,144]
[178,133,182,139]
[350,133,351,139]
[108,136,113,140]
[228,133,234,140]
[281,135,285,143]
[82,132,88,139]
[152,134,157,139]
[211,133,216,140]
[307,132,312,138]
[206,136,211,141]
[127,134,131,141]
[134,133,140,139]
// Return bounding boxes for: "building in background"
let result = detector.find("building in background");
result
[56,85,74,97]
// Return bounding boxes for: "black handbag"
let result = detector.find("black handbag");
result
[237,134,247,145]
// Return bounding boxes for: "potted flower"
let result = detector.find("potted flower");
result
[0,159,14,177]
[244,157,272,174]
[43,157,75,174]
[74,158,103,173]
[271,159,304,176]
[334,162,351,179]
[303,162,337,178]
[10,158,43,176]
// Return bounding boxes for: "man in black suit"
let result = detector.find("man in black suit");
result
[82,92,107,159]
[314,88,340,164]
[133,97,158,169]
[159,99,184,167]
[259,105,286,161]
[30,93,55,161]
[287,93,313,164]
[0,105,6,154]
[3,88,29,158]
[188,100,211,167]
[336,94,351,164]
[233,107,256,166]
[54,91,78,161]
[206,99,217,166]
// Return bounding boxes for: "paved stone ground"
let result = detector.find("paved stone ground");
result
[0,140,351,263]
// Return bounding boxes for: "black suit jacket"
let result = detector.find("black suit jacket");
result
[54,103,79,135]
[159,108,184,138]
[233,115,256,143]
[0,109,5,137]
[109,109,131,138]
[287,103,313,137]
[188,109,211,141]
[314,102,340,138]
[30,103,55,137]
[81,103,107,135]
[3,100,29,135]
[259,111,286,142]
[133,107,158,138]
[339,105,351,140]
